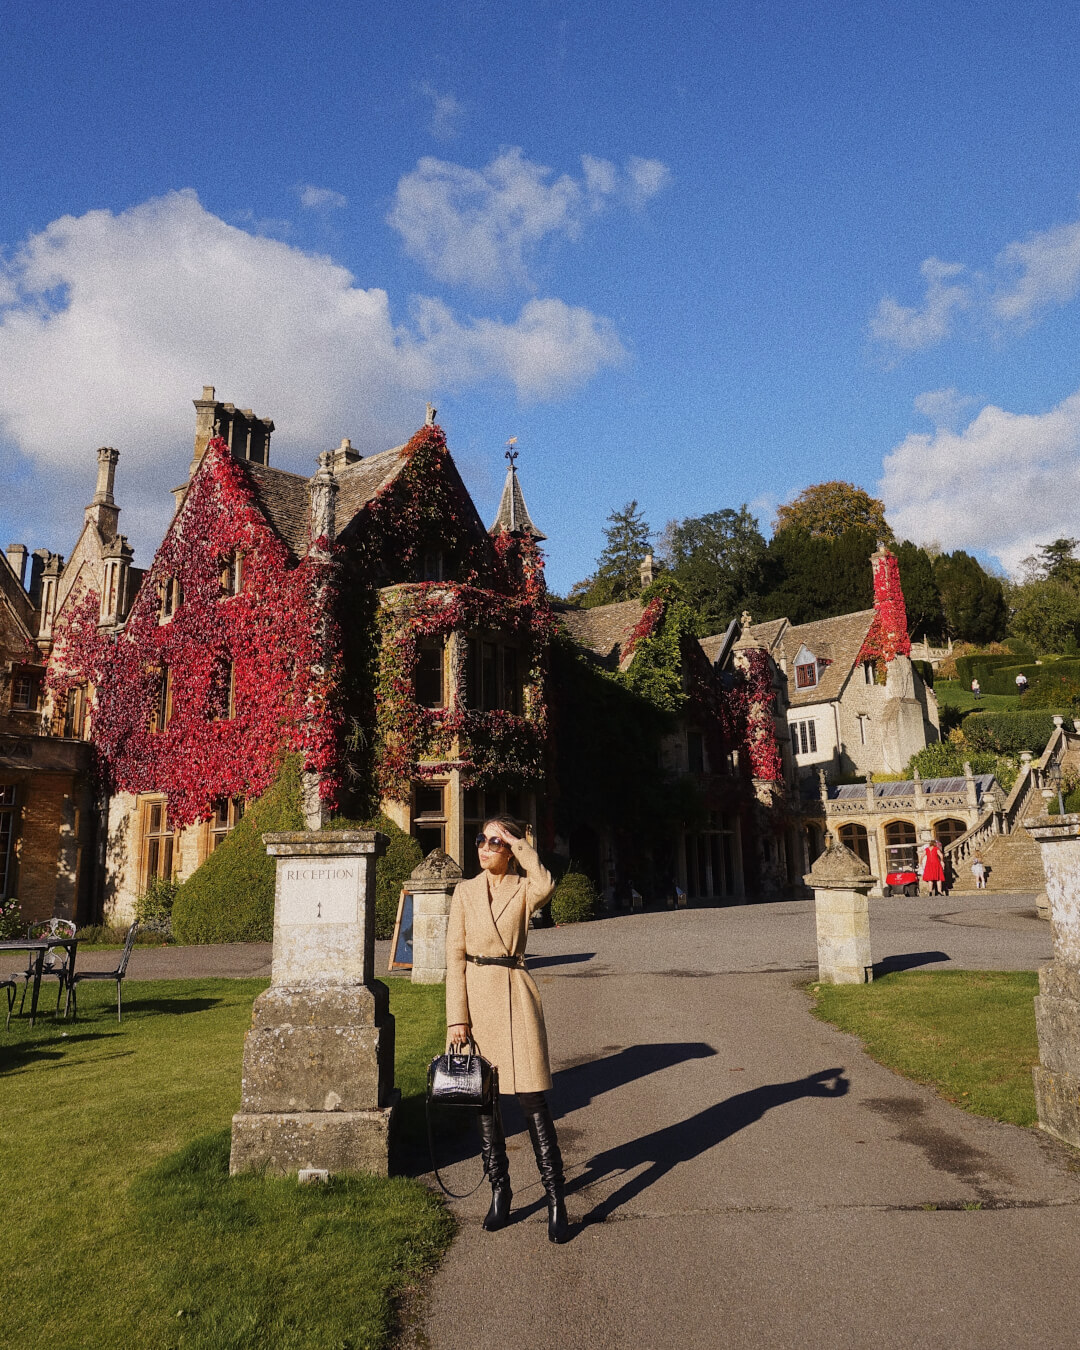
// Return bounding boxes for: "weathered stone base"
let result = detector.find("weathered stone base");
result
[815,890,872,984]
[230,1092,399,1176]
[1033,1067,1080,1149]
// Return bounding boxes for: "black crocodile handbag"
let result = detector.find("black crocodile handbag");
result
[427,1037,495,1108]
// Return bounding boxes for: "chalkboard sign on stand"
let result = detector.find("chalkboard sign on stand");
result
[388,889,414,971]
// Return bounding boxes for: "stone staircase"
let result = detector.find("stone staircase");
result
[976,826,1044,893]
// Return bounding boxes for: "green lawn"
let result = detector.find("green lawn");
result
[934,679,1024,715]
[810,970,1040,1126]
[0,977,453,1350]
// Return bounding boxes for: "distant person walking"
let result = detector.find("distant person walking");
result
[971,855,987,889]
[971,677,981,700]
[1016,672,1029,696]
[921,838,946,897]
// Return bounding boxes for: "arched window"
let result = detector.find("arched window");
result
[933,818,966,848]
[884,819,917,848]
[837,822,870,867]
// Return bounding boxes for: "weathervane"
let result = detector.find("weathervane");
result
[505,435,518,467]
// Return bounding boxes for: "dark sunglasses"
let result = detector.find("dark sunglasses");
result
[475,833,510,851]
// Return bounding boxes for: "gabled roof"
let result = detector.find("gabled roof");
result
[779,610,875,708]
[335,444,410,527]
[0,549,36,637]
[245,463,312,559]
[557,598,645,669]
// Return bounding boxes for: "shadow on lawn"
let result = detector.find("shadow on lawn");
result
[118,996,224,1016]
[0,1030,124,1075]
[873,951,951,977]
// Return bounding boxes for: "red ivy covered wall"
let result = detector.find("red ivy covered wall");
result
[52,438,338,827]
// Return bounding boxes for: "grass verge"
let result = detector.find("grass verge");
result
[809,969,1040,1127]
[1,977,453,1349]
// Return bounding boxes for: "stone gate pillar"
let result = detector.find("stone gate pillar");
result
[1025,814,1080,1148]
[409,848,462,985]
[807,834,876,984]
[230,830,397,1176]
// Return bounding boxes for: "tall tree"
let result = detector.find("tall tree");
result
[757,526,876,625]
[933,551,1007,643]
[774,481,894,542]
[659,505,768,634]
[1009,579,1080,653]
[573,501,652,608]
[895,540,943,641]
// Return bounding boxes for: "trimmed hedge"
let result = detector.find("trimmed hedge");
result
[550,871,600,924]
[960,710,1060,754]
[979,659,1080,697]
[171,756,305,944]
[955,654,1016,687]
[172,754,425,944]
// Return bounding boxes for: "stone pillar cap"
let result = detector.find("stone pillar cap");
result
[804,833,877,889]
[263,829,387,857]
[410,847,463,882]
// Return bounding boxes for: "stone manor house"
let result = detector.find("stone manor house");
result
[1,390,944,924]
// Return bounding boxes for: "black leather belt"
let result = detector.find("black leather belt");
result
[466,953,526,969]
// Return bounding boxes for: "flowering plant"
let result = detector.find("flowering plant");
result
[0,896,23,940]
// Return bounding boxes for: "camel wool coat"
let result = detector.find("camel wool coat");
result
[445,836,555,1095]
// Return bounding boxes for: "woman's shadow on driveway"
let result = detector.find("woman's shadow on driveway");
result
[549,1066,848,1231]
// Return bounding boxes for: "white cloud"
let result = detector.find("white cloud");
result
[626,156,671,207]
[419,83,465,141]
[0,190,625,560]
[868,258,970,351]
[993,216,1080,324]
[387,147,671,290]
[881,388,1080,572]
[913,386,976,429]
[298,185,347,211]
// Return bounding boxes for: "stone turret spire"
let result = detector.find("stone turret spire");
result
[490,439,545,540]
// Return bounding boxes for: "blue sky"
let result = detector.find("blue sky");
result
[3,0,1080,594]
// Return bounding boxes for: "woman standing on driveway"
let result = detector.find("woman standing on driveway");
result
[445,816,568,1243]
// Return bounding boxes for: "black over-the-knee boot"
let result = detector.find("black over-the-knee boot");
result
[478,1097,511,1231]
[522,1096,568,1243]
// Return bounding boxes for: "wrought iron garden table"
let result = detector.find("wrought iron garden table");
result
[0,937,78,1027]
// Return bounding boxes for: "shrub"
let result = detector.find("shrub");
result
[960,710,1060,755]
[905,741,1019,792]
[550,871,600,924]
[326,812,423,940]
[912,659,934,690]
[135,875,179,939]
[954,652,1017,687]
[0,896,22,939]
[171,756,304,944]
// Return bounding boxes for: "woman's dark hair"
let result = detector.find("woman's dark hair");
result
[481,814,525,839]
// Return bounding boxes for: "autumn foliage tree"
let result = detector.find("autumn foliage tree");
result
[774,481,894,543]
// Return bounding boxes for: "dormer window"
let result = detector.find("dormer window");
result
[794,644,819,690]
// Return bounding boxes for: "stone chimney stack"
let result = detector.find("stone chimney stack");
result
[6,544,28,588]
[332,437,362,472]
[99,535,134,630]
[85,447,121,536]
[191,386,275,477]
[36,552,64,649]
[639,551,656,589]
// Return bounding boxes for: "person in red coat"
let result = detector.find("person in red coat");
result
[921,838,946,896]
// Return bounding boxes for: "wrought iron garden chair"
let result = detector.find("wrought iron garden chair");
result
[13,918,76,1015]
[1,976,15,1031]
[69,921,139,1023]
[33,919,78,1015]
